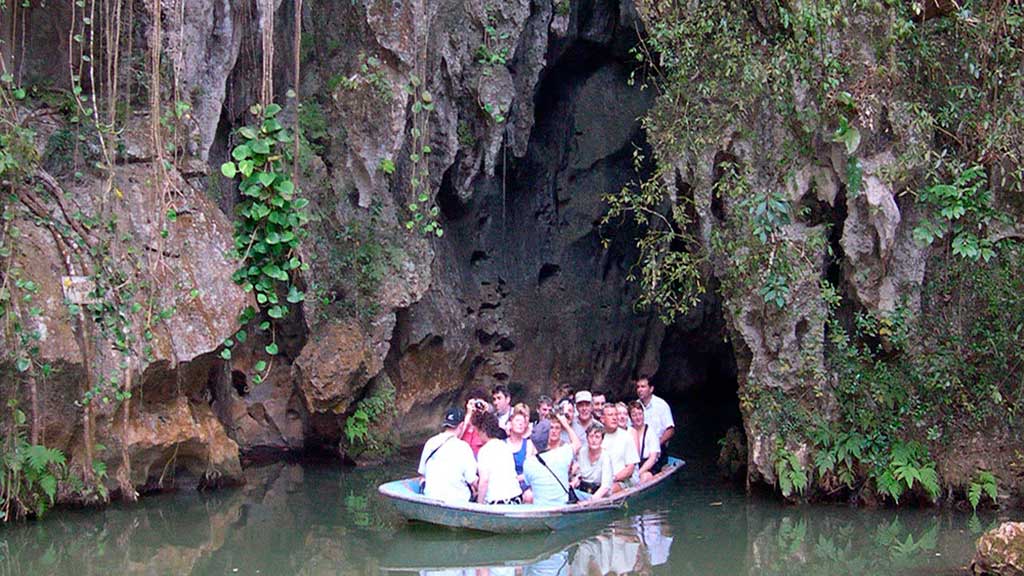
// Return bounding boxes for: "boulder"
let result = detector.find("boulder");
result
[973,522,1024,576]
[294,317,394,414]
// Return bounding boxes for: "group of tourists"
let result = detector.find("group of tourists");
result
[417,377,675,506]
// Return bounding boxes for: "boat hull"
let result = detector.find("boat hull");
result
[378,457,684,533]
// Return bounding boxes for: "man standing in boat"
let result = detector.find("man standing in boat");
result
[636,376,675,473]
[492,385,512,431]
[417,407,478,504]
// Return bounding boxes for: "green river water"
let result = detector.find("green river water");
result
[0,450,1011,576]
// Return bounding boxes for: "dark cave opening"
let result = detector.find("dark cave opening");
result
[650,289,742,465]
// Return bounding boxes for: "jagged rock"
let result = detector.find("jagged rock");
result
[973,522,1024,576]
[102,393,242,488]
[294,317,394,414]
[840,152,926,313]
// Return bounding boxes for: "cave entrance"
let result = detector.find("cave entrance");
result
[650,292,742,466]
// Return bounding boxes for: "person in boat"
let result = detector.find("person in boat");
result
[530,395,553,452]
[615,401,633,430]
[458,388,492,457]
[521,412,581,506]
[492,384,512,431]
[600,404,640,493]
[575,422,613,498]
[557,398,575,423]
[570,390,596,441]
[473,410,524,505]
[591,392,606,415]
[636,376,675,472]
[506,408,537,497]
[417,407,478,504]
[536,395,553,421]
[628,400,661,483]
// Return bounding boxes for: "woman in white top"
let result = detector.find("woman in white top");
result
[473,410,524,504]
[629,401,660,483]
[575,422,613,499]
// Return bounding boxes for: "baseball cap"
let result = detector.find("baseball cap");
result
[443,407,464,428]
[574,390,593,404]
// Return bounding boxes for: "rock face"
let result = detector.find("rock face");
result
[0,151,249,492]
[4,0,701,497]
[973,523,1024,576]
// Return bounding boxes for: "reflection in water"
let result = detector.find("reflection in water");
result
[0,458,1011,576]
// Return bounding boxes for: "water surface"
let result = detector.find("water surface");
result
[0,455,1009,575]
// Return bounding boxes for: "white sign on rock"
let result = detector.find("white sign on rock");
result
[61,276,97,304]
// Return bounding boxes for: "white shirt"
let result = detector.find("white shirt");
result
[418,431,477,504]
[602,428,640,477]
[577,444,613,489]
[477,439,522,502]
[523,444,575,506]
[642,394,674,445]
[637,423,661,461]
[497,409,511,430]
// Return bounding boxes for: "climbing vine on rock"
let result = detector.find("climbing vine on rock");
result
[221,103,309,381]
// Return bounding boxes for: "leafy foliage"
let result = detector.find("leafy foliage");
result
[343,380,396,458]
[967,470,998,512]
[774,441,808,499]
[601,150,705,323]
[624,0,1024,504]
[913,165,1005,262]
[0,402,67,520]
[222,102,309,374]
[403,75,443,237]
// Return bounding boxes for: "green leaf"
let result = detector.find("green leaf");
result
[232,144,252,161]
[235,330,248,343]
[254,360,267,372]
[251,139,272,155]
[264,103,283,117]
[220,348,232,360]
[262,118,283,133]
[15,357,30,373]
[221,162,238,178]
[238,126,258,140]
[39,475,57,502]
[268,306,285,319]
[286,285,305,303]
[275,179,295,195]
[257,171,277,188]
[265,342,279,355]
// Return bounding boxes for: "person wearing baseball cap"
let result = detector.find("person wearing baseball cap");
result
[417,407,478,504]
[571,390,595,441]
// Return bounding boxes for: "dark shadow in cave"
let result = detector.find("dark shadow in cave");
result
[651,288,742,465]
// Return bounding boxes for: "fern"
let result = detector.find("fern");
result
[968,470,998,511]
[1,403,69,519]
[774,443,808,498]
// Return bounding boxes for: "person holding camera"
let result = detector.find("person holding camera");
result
[458,388,492,457]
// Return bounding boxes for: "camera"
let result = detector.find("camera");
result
[473,400,487,411]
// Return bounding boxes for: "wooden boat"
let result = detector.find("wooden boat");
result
[377,456,684,533]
